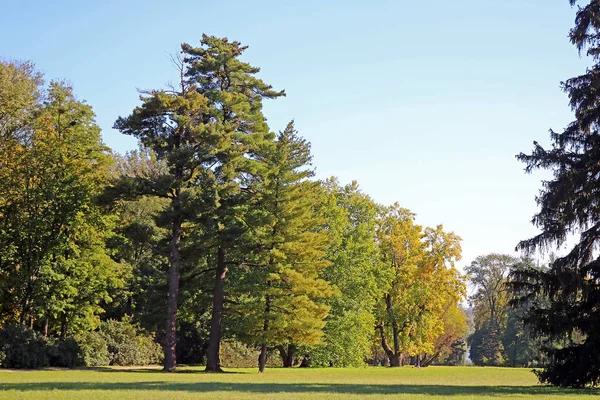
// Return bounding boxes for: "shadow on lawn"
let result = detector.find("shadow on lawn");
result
[0,381,598,396]
[84,367,243,374]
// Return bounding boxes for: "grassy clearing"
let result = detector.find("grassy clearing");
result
[0,366,597,399]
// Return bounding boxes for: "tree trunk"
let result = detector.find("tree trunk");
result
[43,317,48,337]
[422,352,439,367]
[389,353,401,367]
[376,323,401,367]
[205,247,227,372]
[385,294,401,357]
[60,314,68,339]
[284,345,296,367]
[258,344,268,373]
[19,297,30,326]
[277,344,296,367]
[258,294,271,373]
[163,196,182,372]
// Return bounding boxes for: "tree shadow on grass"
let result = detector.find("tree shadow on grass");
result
[0,381,598,396]
[83,367,244,374]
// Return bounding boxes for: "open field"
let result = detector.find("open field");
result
[0,366,597,400]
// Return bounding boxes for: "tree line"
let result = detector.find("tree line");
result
[3,0,600,387]
[0,36,468,373]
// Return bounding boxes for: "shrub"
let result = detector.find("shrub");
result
[48,337,84,368]
[99,317,162,366]
[0,324,49,369]
[220,340,269,368]
[176,321,207,365]
[74,331,110,367]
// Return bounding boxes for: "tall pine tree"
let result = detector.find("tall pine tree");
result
[182,35,285,372]
[233,122,331,373]
[514,0,600,387]
[113,56,212,371]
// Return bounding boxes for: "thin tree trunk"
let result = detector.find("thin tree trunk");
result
[19,297,30,325]
[422,352,439,367]
[277,345,287,366]
[43,317,48,337]
[163,193,182,372]
[258,294,271,373]
[205,247,227,372]
[60,314,68,339]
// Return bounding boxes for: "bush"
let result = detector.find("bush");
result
[99,317,162,366]
[0,319,162,369]
[0,325,49,369]
[220,340,268,368]
[177,321,207,365]
[74,331,110,367]
[48,337,84,368]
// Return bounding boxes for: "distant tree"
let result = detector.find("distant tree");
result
[423,305,467,366]
[376,207,465,367]
[465,254,515,366]
[513,0,600,387]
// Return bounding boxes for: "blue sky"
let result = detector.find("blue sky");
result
[1,0,588,267]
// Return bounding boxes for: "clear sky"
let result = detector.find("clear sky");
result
[1,0,589,268]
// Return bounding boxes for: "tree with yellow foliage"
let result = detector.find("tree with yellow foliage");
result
[376,205,466,366]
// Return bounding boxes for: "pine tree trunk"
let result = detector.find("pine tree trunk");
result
[163,195,182,372]
[205,247,227,372]
[258,344,268,373]
[258,294,271,373]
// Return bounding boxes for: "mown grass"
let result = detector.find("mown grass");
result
[0,366,597,399]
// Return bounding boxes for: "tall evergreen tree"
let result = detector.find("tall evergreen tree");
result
[232,122,331,373]
[182,35,285,372]
[113,56,212,371]
[513,0,600,387]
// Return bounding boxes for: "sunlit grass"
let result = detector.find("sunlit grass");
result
[0,366,597,399]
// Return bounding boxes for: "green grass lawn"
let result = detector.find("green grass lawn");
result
[0,366,597,399]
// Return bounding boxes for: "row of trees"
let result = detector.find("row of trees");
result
[0,36,467,373]
[8,0,598,385]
